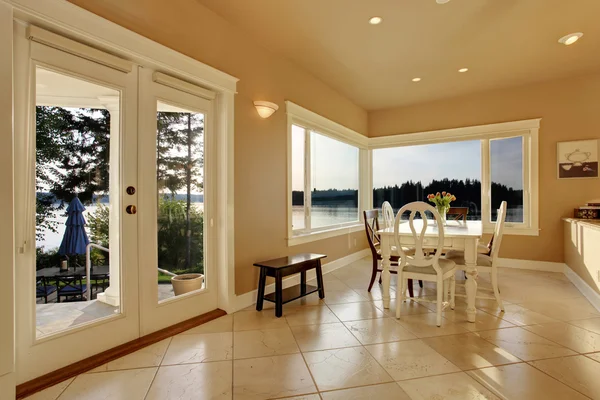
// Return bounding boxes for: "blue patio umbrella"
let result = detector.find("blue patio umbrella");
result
[58,197,90,257]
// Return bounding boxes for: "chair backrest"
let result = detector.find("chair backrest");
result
[447,207,468,221]
[57,275,83,292]
[490,201,507,262]
[394,201,445,268]
[363,209,381,255]
[382,201,394,229]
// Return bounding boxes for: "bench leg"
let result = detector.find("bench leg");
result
[256,267,267,311]
[316,260,325,299]
[300,271,307,295]
[275,271,283,317]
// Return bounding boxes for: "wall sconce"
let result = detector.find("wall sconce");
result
[254,101,279,119]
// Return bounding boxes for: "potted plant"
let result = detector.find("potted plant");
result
[427,191,456,224]
[171,273,204,296]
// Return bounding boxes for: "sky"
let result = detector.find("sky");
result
[293,126,524,191]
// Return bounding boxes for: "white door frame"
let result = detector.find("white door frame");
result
[4,0,237,316]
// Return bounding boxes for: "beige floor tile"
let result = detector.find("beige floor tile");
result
[328,302,385,322]
[233,354,316,400]
[485,304,559,326]
[234,310,289,331]
[285,292,326,308]
[310,279,352,291]
[322,289,369,305]
[530,355,600,399]
[344,317,417,345]
[394,313,469,338]
[353,286,397,302]
[569,317,600,335]
[145,361,232,400]
[372,299,433,317]
[587,352,600,362]
[161,332,232,365]
[479,327,577,361]
[105,338,171,371]
[468,363,589,400]
[320,382,411,400]
[24,378,73,400]
[365,339,460,380]
[291,322,360,352]
[398,372,500,399]
[423,332,520,370]
[303,346,393,391]
[518,297,600,321]
[234,327,299,359]
[523,321,600,353]
[441,308,516,332]
[278,395,321,400]
[285,306,340,326]
[58,368,157,400]
[181,314,233,334]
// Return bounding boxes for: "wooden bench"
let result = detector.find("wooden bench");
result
[254,253,326,317]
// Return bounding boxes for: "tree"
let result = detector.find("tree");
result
[156,112,204,270]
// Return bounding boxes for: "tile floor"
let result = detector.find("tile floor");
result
[28,257,600,400]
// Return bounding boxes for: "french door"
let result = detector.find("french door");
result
[138,68,217,335]
[14,25,140,382]
[14,24,218,383]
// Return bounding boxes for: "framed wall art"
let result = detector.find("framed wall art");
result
[557,139,599,179]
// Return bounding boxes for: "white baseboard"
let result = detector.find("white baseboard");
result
[564,265,600,312]
[497,258,566,273]
[234,249,370,312]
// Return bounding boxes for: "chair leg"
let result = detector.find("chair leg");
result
[368,258,378,292]
[418,280,423,288]
[436,277,443,327]
[396,271,403,319]
[443,279,449,304]
[491,267,504,311]
[450,274,456,310]
[407,279,414,298]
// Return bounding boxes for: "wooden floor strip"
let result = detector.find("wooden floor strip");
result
[16,308,227,399]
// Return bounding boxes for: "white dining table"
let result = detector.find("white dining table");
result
[377,220,483,323]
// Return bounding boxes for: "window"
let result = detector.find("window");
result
[287,101,368,244]
[370,119,539,236]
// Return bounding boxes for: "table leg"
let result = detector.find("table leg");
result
[316,260,325,299]
[256,267,267,311]
[275,270,283,318]
[300,270,307,295]
[464,238,479,323]
[381,234,392,309]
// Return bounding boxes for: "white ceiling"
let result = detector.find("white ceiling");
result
[198,0,600,110]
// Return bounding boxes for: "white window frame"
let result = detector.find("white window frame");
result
[369,119,540,236]
[286,101,369,246]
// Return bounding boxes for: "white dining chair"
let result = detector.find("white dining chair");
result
[382,201,394,229]
[394,201,456,327]
[444,201,507,311]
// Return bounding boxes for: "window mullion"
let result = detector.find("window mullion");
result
[304,129,311,231]
[481,139,491,228]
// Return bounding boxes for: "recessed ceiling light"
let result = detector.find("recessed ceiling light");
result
[458,68,469,73]
[369,16,383,25]
[412,77,421,82]
[558,32,583,45]
[436,0,451,4]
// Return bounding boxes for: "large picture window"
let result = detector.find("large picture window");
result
[370,121,539,236]
[292,125,360,233]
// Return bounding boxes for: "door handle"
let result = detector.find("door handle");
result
[126,205,137,214]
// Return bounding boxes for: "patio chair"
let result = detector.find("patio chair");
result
[56,275,87,302]
[92,273,110,298]
[36,276,57,304]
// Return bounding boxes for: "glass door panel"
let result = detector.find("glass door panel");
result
[156,102,206,302]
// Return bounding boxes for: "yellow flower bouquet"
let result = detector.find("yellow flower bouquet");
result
[427,191,456,221]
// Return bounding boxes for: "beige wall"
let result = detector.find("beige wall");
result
[67,0,369,296]
[370,71,600,264]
